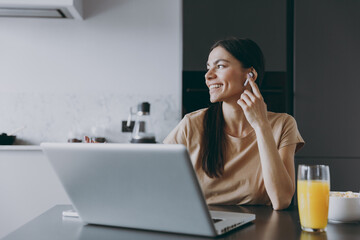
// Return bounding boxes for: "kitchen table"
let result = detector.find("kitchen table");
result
[2,205,359,240]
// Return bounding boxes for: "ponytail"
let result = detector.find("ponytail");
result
[201,102,226,178]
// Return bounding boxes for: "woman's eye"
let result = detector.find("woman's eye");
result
[217,64,225,69]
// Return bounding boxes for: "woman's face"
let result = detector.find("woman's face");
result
[205,46,248,103]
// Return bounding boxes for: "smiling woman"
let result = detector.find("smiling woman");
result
[164,37,304,210]
[205,39,264,105]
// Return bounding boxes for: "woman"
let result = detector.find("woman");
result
[164,38,304,210]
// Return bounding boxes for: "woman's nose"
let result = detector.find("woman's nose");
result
[205,68,215,80]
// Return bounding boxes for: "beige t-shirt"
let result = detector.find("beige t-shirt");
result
[163,108,304,206]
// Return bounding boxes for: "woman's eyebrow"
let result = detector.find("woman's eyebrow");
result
[207,59,230,66]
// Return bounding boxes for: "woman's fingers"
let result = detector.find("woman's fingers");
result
[240,92,253,105]
[249,79,262,99]
[243,90,256,102]
[237,99,248,110]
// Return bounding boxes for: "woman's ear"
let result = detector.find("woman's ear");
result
[250,68,258,82]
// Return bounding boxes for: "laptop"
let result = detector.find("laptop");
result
[41,143,255,237]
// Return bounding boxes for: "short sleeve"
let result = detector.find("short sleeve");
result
[163,116,189,146]
[278,115,305,153]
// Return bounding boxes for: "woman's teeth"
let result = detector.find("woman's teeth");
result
[209,84,222,90]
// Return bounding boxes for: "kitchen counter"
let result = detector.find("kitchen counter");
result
[0,145,42,151]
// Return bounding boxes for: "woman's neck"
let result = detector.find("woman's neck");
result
[222,101,253,138]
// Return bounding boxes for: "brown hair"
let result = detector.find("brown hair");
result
[200,38,265,178]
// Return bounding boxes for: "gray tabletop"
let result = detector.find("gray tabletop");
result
[2,205,360,240]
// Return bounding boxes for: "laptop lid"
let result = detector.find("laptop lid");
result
[41,143,217,236]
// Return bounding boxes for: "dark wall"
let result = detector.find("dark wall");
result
[183,0,287,71]
[182,0,290,116]
[294,0,360,191]
[295,0,360,157]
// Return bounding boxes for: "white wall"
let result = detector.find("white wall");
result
[0,0,182,144]
[0,0,182,238]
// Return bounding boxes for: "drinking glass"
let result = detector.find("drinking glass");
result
[297,165,330,232]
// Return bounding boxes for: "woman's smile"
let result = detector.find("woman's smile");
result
[209,84,223,93]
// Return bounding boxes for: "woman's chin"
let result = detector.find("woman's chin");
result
[209,96,220,103]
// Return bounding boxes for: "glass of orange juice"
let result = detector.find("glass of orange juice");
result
[297,165,330,232]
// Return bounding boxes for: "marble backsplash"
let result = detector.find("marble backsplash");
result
[0,93,181,145]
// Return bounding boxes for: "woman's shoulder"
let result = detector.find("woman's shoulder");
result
[267,111,295,121]
[183,108,208,122]
[163,108,207,144]
[267,112,304,152]
[267,111,297,127]
[170,108,207,134]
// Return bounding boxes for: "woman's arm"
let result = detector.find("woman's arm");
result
[238,79,296,210]
[254,123,296,210]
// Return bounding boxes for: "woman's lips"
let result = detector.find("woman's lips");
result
[209,84,223,93]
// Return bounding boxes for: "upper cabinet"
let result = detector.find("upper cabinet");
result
[183,0,287,72]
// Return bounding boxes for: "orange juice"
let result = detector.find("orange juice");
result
[297,180,330,229]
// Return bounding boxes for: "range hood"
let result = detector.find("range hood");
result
[0,0,83,19]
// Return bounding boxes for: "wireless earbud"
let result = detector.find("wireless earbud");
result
[243,72,254,86]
